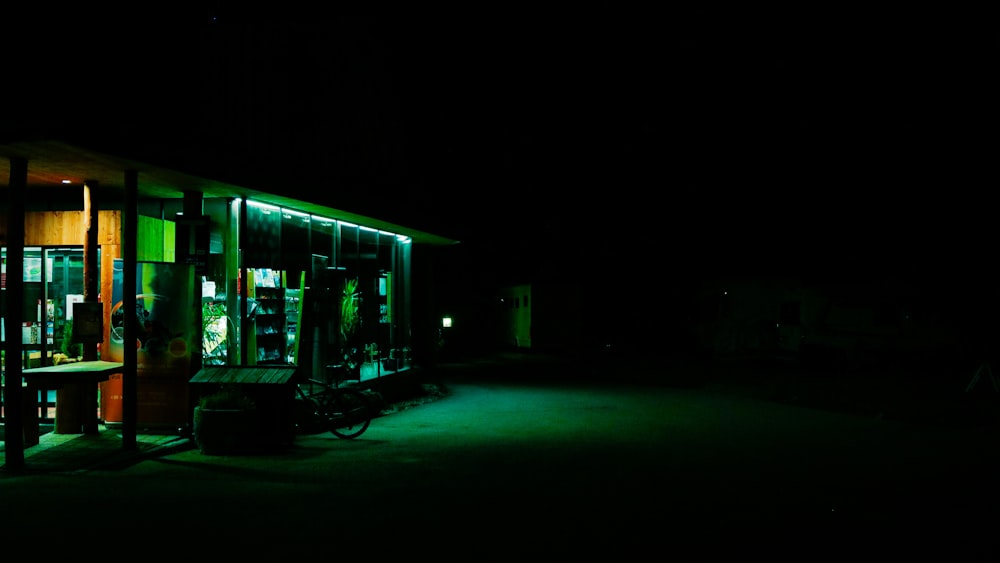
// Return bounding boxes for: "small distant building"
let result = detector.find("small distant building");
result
[498,284,532,349]
[496,282,590,353]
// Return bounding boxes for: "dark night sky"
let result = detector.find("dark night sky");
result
[4,14,993,291]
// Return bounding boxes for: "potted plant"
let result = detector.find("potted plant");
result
[339,278,364,379]
[192,384,258,455]
[202,301,232,365]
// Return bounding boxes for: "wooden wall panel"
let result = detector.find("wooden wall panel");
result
[135,216,177,262]
[98,211,121,245]
[137,215,165,261]
[163,221,176,263]
[99,245,120,360]
[1,211,171,255]
[24,210,77,244]
[12,210,123,246]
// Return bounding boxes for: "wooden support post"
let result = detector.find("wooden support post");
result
[122,170,138,450]
[83,180,100,433]
[21,382,40,447]
[4,156,28,467]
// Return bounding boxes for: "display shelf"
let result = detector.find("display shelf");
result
[253,285,287,363]
[248,269,302,365]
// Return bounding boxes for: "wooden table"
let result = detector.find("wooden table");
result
[22,361,124,444]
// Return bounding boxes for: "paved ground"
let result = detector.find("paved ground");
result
[1,351,998,559]
[0,383,442,461]
[0,379,447,473]
[6,350,995,470]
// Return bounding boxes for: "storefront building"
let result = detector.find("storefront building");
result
[1,140,456,456]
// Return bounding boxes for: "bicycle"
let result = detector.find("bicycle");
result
[293,376,375,439]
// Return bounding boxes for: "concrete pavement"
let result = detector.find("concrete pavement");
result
[4,351,998,473]
[2,351,998,559]
[0,374,446,473]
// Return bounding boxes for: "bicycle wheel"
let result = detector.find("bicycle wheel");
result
[292,395,326,435]
[325,388,373,439]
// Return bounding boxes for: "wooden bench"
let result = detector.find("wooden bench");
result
[190,365,299,386]
[190,365,301,449]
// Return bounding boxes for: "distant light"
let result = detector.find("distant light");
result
[442,316,453,328]
[61,179,71,184]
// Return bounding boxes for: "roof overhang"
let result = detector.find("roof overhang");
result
[0,139,459,246]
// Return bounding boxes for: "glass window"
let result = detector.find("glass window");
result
[280,210,311,271]
[243,202,281,269]
[311,217,335,266]
[2,247,91,370]
[200,201,414,377]
[339,222,360,274]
